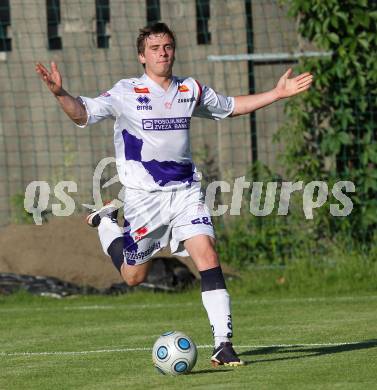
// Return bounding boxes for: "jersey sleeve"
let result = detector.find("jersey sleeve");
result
[193,81,234,120]
[76,83,121,128]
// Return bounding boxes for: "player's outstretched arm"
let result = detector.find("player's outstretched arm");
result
[35,61,88,125]
[231,68,313,117]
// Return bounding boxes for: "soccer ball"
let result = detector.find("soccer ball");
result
[152,331,197,375]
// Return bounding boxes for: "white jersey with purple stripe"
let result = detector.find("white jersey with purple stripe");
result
[79,73,234,191]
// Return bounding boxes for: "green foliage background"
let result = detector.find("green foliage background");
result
[216,1,376,267]
[278,0,377,237]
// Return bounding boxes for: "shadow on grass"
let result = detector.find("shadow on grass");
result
[239,339,377,364]
[190,368,232,374]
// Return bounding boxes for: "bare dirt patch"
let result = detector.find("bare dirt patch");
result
[0,216,235,289]
[0,216,124,289]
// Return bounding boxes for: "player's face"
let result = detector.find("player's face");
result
[139,33,175,77]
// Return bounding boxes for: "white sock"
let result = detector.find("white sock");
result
[97,216,123,255]
[201,289,233,348]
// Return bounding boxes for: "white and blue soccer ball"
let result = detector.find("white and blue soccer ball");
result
[152,331,197,375]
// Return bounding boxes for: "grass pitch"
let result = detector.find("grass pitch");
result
[0,283,376,389]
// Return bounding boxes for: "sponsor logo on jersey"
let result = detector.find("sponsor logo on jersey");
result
[142,117,191,131]
[100,91,111,97]
[178,85,190,92]
[136,95,152,110]
[134,87,150,93]
[134,226,148,241]
[178,97,196,103]
[137,95,150,105]
[164,102,172,109]
[125,241,160,261]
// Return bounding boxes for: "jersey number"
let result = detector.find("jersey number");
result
[191,217,212,226]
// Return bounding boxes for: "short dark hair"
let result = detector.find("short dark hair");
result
[136,22,176,55]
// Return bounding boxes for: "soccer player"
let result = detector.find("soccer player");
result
[36,22,312,366]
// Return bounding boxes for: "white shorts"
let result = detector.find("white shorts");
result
[122,184,214,265]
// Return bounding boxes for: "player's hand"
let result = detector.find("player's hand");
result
[274,68,313,99]
[35,61,64,96]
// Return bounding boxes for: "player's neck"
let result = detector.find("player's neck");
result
[145,71,173,91]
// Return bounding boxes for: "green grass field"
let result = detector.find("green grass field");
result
[1,282,377,389]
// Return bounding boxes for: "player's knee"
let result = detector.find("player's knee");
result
[202,249,219,269]
[122,273,147,287]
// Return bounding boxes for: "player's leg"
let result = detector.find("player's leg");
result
[184,234,244,366]
[106,232,152,286]
[183,234,218,271]
[87,204,151,286]
[120,262,152,286]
